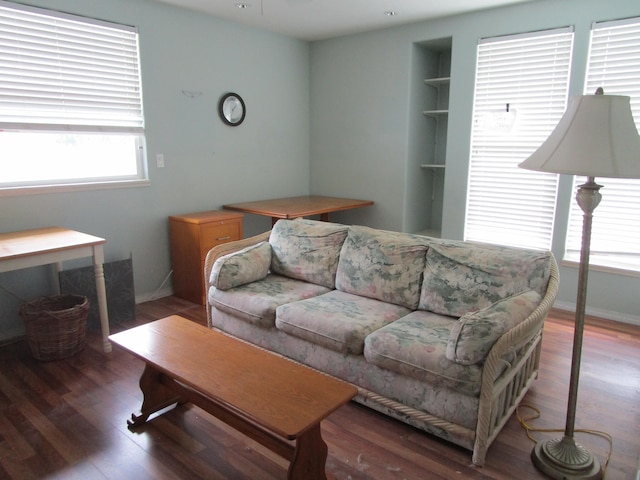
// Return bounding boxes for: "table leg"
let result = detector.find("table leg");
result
[54,261,63,293]
[128,364,183,428]
[92,245,111,353]
[287,423,328,480]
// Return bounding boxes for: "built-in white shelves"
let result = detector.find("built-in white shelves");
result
[423,76,450,118]
[413,41,452,239]
[422,73,449,167]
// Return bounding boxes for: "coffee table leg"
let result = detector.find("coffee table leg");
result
[287,423,328,480]
[127,364,183,428]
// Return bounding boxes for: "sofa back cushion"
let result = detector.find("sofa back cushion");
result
[419,239,552,317]
[269,219,349,289]
[335,226,429,309]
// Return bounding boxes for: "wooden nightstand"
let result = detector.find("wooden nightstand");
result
[169,210,243,305]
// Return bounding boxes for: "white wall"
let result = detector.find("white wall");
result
[309,0,640,323]
[310,31,413,231]
[0,0,310,340]
[2,0,639,342]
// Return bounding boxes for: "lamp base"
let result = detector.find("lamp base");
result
[532,437,602,479]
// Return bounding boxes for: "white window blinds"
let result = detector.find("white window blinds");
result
[565,17,640,273]
[465,28,574,250]
[0,0,144,133]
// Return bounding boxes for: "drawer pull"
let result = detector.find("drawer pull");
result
[217,235,232,241]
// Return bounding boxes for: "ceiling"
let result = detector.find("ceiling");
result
[153,0,537,41]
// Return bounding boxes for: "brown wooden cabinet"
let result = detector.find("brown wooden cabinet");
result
[169,210,243,305]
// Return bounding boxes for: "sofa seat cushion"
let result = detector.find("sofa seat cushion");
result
[269,219,349,289]
[419,239,552,317]
[209,273,331,328]
[335,226,429,309]
[212,308,481,430]
[275,290,411,355]
[364,311,482,396]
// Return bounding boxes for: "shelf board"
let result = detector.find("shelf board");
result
[424,77,450,86]
[415,228,442,238]
[422,109,448,117]
[420,164,446,169]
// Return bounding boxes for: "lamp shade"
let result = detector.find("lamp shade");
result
[519,94,640,178]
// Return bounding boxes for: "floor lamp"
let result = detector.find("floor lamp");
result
[519,89,640,479]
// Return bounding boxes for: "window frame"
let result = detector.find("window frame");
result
[563,16,640,276]
[465,27,574,251]
[0,0,148,195]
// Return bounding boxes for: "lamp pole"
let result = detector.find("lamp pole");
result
[531,177,602,479]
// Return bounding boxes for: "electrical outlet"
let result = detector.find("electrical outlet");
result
[156,153,165,168]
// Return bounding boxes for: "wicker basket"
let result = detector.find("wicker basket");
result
[20,295,90,361]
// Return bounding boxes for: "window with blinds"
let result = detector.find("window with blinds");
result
[465,28,574,250]
[0,0,147,192]
[565,17,640,274]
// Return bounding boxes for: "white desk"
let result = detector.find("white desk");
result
[0,227,111,353]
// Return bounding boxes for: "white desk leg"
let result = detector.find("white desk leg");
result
[93,245,112,353]
[54,262,63,293]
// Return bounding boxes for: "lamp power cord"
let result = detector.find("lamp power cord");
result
[516,403,613,477]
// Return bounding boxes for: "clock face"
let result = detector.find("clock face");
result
[219,93,246,126]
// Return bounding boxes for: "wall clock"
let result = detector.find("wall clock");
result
[218,92,246,126]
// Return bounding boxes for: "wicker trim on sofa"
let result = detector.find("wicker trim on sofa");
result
[473,258,559,464]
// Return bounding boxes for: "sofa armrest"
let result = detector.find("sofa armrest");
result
[471,255,559,465]
[446,290,542,365]
[204,230,271,326]
[483,254,559,371]
[210,241,272,290]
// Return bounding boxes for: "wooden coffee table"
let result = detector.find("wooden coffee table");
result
[109,316,357,480]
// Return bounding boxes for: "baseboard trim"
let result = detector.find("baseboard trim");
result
[553,300,640,326]
[135,287,173,305]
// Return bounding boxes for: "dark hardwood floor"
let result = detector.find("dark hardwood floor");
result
[1,296,638,479]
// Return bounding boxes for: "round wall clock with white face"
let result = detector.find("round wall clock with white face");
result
[218,92,246,126]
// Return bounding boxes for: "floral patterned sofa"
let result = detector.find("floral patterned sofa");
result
[204,219,559,466]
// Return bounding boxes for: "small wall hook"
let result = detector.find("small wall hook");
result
[181,90,203,99]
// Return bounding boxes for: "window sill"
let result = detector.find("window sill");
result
[0,179,151,197]
[561,258,640,278]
